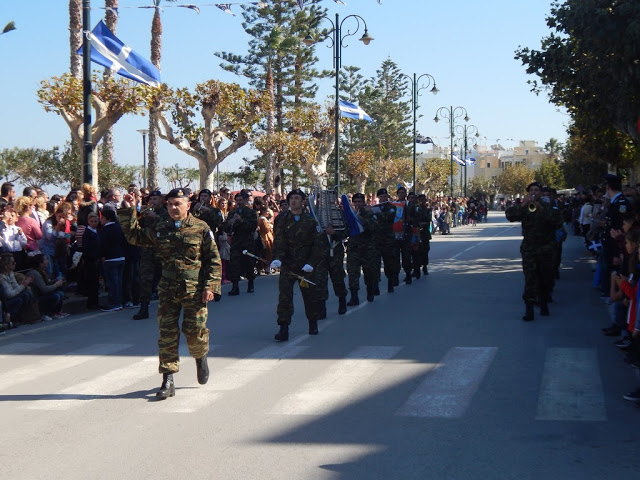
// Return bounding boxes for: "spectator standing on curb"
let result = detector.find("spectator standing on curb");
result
[99,208,126,312]
[82,213,101,310]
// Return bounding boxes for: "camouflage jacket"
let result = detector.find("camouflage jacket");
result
[118,208,222,295]
[505,202,563,249]
[193,206,224,233]
[224,207,258,244]
[272,211,328,270]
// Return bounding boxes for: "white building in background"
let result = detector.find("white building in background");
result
[416,140,549,185]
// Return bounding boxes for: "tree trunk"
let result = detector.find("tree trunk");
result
[147,7,162,190]
[69,0,82,78]
[264,62,277,194]
[199,161,215,192]
[100,0,118,166]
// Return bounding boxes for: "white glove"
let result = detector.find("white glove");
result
[270,260,281,269]
[302,264,314,273]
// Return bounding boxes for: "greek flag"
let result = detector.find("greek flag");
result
[465,157,476,165]
[452,154,465,166]
[415,135,433,144]
[78,21,161,87]
[339,100,373,123]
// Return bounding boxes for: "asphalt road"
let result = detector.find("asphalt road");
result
[1,211,639,480]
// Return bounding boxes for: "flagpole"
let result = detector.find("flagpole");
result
[82,0,94,188]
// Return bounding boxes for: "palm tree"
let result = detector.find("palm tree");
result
[146,1,163,190]
[544,137,563,162]
[69,1,82,78]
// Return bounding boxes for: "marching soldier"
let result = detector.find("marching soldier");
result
[133,190,166,320]
[119,188,222,399]
[346,193,379,304]
[324,223,348,315]
[506,182,563,321]
[395,186,413,284]
[415,194,433,276]
[192,188,224,234]
[372,188,400,293]
[224,191,258,296]
[270,189,328,341]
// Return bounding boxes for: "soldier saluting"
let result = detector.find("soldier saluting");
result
[119,188,222,399]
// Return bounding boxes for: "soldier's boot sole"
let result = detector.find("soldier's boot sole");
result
[156,374,175,399]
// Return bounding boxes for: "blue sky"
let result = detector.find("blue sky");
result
[0,0,567,192]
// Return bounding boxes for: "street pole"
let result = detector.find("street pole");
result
[454,123,479,198]
[82,0,93,188]
[435,106,470,199]
[399,72,438,194]
[303,13,373,193]
[137,129,149,188]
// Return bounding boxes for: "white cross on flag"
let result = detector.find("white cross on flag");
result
[77,21,161,87]
[339,100,373,123]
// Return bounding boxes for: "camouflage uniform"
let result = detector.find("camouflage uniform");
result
[408,203,431,275]
[225,207,258,282]
[325,229,348,299]
[371,202,400,282]
[346,208,379,292]
[119,207,221,374]
[193,205,224,234]
[273,210,328,325]
[137,206,168,305]
[506,202,562,305]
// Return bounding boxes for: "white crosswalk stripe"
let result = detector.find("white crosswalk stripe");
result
[0,343,134,392]
[0,342,52,356]
[396,347,498,418]
[271,346,403,416]
[536,347,606,421]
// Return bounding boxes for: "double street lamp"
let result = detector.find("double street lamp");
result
[398,73,438,193]
[303,13,373,191]
[434,106,470,198]
[454,123,479,197]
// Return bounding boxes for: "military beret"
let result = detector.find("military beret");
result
[199,189,213,197]
[286,188,306,201]
[165,188,189,201]
[148,190,162,198]
[352,193,365,201]
[376,188,388,196]
[396,186,407,193]
[603,173,621,181]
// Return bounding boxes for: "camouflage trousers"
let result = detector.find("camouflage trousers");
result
[156,278,209,374]
[277,269,324,325]
[377,241,400,279]
[228,241,256,282]
[327,248,348,298]
[396,239,413,275]
[347,244,378,291]
[521,243,555,305]
[139,247,162,303]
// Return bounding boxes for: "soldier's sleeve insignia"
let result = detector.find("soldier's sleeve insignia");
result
[620,205,627,213]
[316,226,322,233]
[209,230,215,240]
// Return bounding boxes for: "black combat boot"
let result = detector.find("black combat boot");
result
[133,302,149,320]
[423,265,429,275]
[540,302,550,316]
[393,275,400,287]
[373,284,380,296]
[347,289,359,306]
[317,303,327,320]
[338,296,347,314]
[366,285,375,302]
[414,269,421,279]
[388,278,394,293]
[523,303,534,322]
[308,319,319,335]
[228,281,239,296]
[156,373,175,399]
[196,356,209,385]
[247,279,254,293]
[274,324,289,342]
[404,273,412,285]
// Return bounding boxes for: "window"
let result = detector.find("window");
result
[486,162,491,169]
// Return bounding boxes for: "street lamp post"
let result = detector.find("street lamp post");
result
[434,106,469,198]
[454,123,479,197]
[399,72,438,193]
[137,129,149,188]
[303,13,373,192]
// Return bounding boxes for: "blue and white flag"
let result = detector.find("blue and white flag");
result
[452,154,465,166]
[465,157,476,165]
[215,4,235,16]
[78,21,161,87]
[341,194,364,236]
[415,135,433,144]
[339,100,373,123]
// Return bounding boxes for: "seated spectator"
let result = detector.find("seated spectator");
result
[15,196,42,254]
[99,208,126,312]
[26,254,69,319]
[0,252,47,323]
[0,204,27,270]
